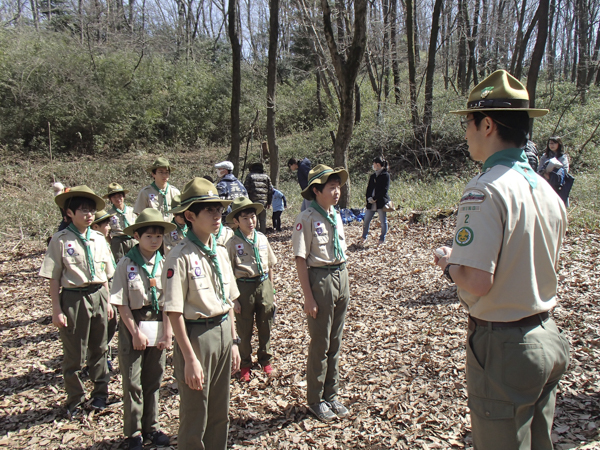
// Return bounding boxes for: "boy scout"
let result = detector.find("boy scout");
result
[110,208,175,450]
[104,183,138,262]
[134,157,180,222]
[226,197,277,381]
[436,70,569,449]
[162,195,187,256]
[162,177,241,450]
[292,165,350,422]
[39,186,115,417]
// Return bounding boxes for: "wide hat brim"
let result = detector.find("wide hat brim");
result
[55,187,106,211]
[123,221,176,237]
[226,199,265,224]
[449,107,549,118]
[170,195,232,214]
[103,189,129,199]
[93,211,116,224]
[301,167,349,200]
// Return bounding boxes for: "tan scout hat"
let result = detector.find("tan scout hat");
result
[450,69,548,118]
[301,164,349,200]
[123,208,176,237]
[93,209,116,225]
[103,182,129,199]
[55,185,106,211]
[147,157,174,173]
[226,196,265,224]
[170,177,232,214]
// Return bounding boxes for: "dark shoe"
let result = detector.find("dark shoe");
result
[107,357,113,372]
[81,365,89,379]
[308,401,337,422]
[126,435,143,450]
[90,397,106,410]
[67,407,82,420]
[328,400,350,419]
[144,430,170,446]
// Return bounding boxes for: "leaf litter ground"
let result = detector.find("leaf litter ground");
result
[1,215,599,449]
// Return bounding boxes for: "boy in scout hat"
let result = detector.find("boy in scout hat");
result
[162,195,187,256]
[435,70,569,449]
[292,164,350,422]
[110,208,176,450]
[162,177,241,450]
[39,186,115,417]
[104,183,138,262]
[134,157,181,222]
[225,197,277,381]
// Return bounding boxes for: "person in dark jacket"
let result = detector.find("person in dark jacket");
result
[522,140,539,172]
[288,157,312,211]
[361,156,391,245]
[244,163,273,233]
[215,161,248,222]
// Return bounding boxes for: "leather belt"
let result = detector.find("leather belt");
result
[309,262,346,271]
[469,311,550,330]
[185,313,229,325]
[237,273,269,283]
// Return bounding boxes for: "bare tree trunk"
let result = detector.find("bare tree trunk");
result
[587,17,600,84]
[515,8,540,79]
[456,0,468,93]
[423,0,444,147]
[478,0,488,77]
[547,0,557,81]
[576,0,590,99]
[382,0,390,100]
[510,0,528,74]
[228,0,242,176]
[30,0,39,30]
[266,0,280,187]
[406,0,420,130]
[320,0,368,208]
[527,0,549,137]
[390,0,401,103]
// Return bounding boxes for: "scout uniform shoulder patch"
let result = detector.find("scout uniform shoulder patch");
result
[166,268,174,279]
[191,257,203,278]
[111,216,118,224]
[149,193,157,202]
[236,243,244,255]
[127,265,138,280]
[455,227,474,246]
[314,221,325,235]
[296,223,302,231]
[65,241,77,256]
[171,230,179,240]
[460,189,486,204]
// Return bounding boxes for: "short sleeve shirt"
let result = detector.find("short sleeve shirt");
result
[162,236,240,320]
[292,206,347,267]
[107,205,137,238]
[449,165,567,321]
[134,184,181,221]
[163,227,186,257]
[40,228,115,287]
[110,254,164,310]
[226,232,277,279]
[215,225,234,247]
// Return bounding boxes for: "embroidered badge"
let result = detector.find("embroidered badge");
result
[149,194,157,202]
[455,227,474,246]
[460,205,481,212]
[111,216,118,224]
[460,189,486,204]
[66,247,75,256]
[296,223,302,231]
[236,243,244,255]
[128,272,137,280]
[481,86,494,98]
[207,190,214,196]
[314,221,324,235]
[167,268,174,279]
[171,230,179,240]
[194,267,202,277]
[127,265,138,280]
[100,262,106,271]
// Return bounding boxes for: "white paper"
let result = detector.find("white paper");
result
[545,157,564,173]
[138,321,163,347]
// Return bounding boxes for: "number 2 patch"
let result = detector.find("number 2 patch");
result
[455,227,474,246]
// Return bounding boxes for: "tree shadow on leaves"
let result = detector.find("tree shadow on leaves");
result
[0,315,51,331]
[2,330,57,348]
[0,365,62,396]
[0,405,65,433]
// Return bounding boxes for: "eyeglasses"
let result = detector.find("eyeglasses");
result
[204,206,225,216]
[460,118,476,131]
[78,209,97,215]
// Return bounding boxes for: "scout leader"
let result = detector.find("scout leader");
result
[104,183,138,262]
[162,177,241,450]
[292,165,351,422]
[225,197,277,381]
[435,70,569,449]
[110,208,175,450]
[162,195,188,256]
[39,186,115,417]
[134,157,180,222]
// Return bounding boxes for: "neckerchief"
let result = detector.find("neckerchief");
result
[151,182,170,213]
[67,223,95,281]
[310,200,346,262]
[234,228,264,276]
[173,220,188,237]
[482,148,538,188]
[107,241,117,269]
[215,223,224,240]
[115,206,130,228]
[125,245,163,313]
[187,230,227,306]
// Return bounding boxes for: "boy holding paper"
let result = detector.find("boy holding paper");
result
[110,208,176,450]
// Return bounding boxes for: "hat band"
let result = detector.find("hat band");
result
[467,98,530,110]
[181,194,221,205]
[308,169,334,185]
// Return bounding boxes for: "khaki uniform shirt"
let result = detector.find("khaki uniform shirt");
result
[163,227,186,257]
[162,236,240,320]
[226,232,277,279]
[292,206,347,267]
[134,184,181,221]
[40,228,116,287]
[449,165,567,322]
[110,254,164,310]
[215,225,234,247]
[107,205,137,238]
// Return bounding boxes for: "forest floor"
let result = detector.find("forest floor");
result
[1,214,600,449]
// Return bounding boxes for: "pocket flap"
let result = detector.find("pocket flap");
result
[468,394,514,420]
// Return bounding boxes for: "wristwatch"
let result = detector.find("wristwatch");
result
[443,264,456,283]
[232,337,241,346]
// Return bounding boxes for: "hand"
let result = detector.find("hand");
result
[231,344,241,374]
[368,197,376,204]
[157,332,173,350]
[133,330,149,351]
[434,246,453,270]
[107,304,115,321]
[185,357,204,390]
[52,310,67,328]
[304,297,318,319]
[233,299,241,314]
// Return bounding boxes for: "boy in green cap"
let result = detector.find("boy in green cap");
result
[134,157,180,222]
[104,183,138,262]
[39,186,115,417]
[225,197,277,381]
[162,195,188,256]
[292,164,350,422]
[162,177,241,450]
[110,208,176,450]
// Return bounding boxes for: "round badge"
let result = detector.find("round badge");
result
[455,227,474,246]
[128,272,137,280]
[194,267,202,277]
[296,223,302,231]
[166,268,175,279]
